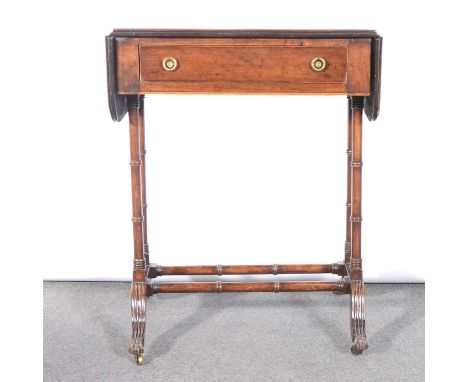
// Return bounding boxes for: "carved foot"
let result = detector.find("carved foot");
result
[128,282,146,363]
[351,335,368,355]
[350,280,368,355]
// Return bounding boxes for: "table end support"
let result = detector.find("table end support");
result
[127,95,147,364]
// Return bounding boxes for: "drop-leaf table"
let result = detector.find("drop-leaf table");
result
[105,29,382,365]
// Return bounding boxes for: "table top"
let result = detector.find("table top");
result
[110,29,380,39]
[106,29,382,122]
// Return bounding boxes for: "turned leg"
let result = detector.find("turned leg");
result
[334,97,354,295]
[349,96,368,355]
[345,96,352,263]
[127,95,146,365]
[138,95,150,268]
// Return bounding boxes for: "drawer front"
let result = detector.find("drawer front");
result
[139,45,347,84]
[116,38,371,94]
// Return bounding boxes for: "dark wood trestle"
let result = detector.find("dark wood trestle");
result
[106,29,382,363]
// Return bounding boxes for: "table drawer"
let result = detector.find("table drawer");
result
[139,45,347,84]
[116,38,371,94]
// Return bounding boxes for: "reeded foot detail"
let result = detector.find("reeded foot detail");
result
[128,282,146,359]
[129,337,144,355]
[350,280,368,355]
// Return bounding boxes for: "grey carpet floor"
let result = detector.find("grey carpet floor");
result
[43,282,424,382]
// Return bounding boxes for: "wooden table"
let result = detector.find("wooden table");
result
[106,29,382,364]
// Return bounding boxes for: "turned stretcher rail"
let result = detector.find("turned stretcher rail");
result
[149,281,347,294]
[148,263,345,278]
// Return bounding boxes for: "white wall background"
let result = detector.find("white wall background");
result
[3,0,468,284]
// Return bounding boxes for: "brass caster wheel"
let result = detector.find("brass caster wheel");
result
[135,354,143,365]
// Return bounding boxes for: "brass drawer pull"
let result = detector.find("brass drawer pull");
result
[162,57,178,71]
[311,57,326,72]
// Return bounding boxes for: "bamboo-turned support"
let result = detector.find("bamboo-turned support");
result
[138,95,150,267]
[148,263,346,278]
[345,96,352,263]
[150,281,347,294]
[349,96,364,281]
[127,95,146,363]
[348,96,368,355]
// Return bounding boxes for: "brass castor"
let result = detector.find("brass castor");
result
[135,354,143,365]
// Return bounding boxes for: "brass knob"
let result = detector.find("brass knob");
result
[162,57,178,71]
[311,57,326,72]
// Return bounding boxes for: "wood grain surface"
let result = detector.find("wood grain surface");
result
[115,38,371,95]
